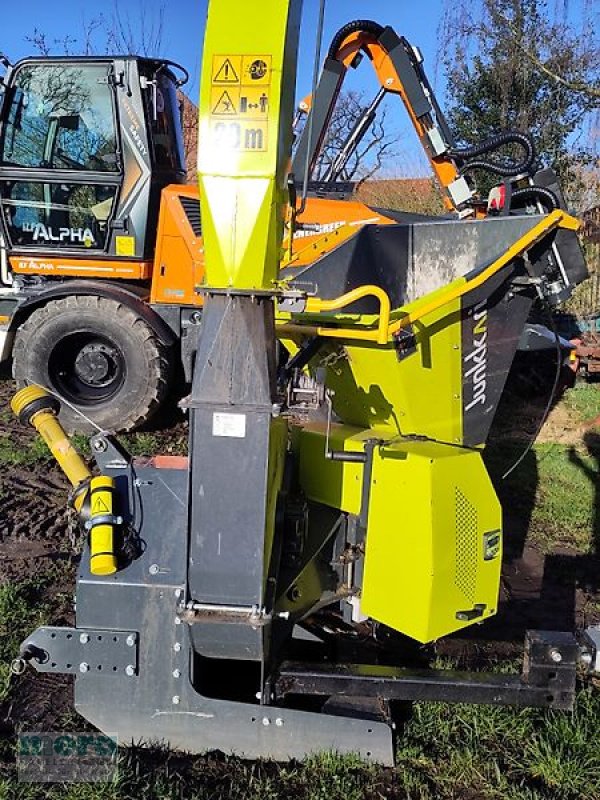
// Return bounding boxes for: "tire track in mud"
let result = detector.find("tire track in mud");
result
[0,470,74,584]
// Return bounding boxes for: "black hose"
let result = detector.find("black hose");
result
[510,185,559,212]
[327,20,385,60]
[450,130,536,178]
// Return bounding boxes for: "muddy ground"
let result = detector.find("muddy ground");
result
[0,367,599,784]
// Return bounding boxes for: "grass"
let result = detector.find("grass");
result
[0,690,598,799]
[562,382,600,423]
[0,582,50,704]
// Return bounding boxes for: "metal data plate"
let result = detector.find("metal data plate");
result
[22,626,138,677]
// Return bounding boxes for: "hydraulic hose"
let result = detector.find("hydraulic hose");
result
[327,20,385,60]
[510,185,559,212]
[450,130,536,178]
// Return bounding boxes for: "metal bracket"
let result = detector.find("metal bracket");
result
[581,625,600,674]
[19,627,139,677]
[275,630,578,710]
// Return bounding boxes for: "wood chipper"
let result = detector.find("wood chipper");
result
[10,0,600,765]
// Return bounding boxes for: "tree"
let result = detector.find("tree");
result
[441,0,599,203]
[308,90,400,186]
[26,2,165,57]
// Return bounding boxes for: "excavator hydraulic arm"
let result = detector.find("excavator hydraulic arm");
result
[292,20,471,210]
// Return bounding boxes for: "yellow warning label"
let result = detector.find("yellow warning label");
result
[212,55,242,84]
[210,87,270,119]
[92,496,110,514]
[241,55,272,86]
[115,235,135,257]
[211,89,238,116]
[210,56,272,151]
[210,120,268,152]
[238,87,270,119]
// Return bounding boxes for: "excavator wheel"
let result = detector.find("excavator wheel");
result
[12,295,173,434]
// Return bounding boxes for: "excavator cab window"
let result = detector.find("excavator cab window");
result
[0,63,118,171]
[0,61,120,253]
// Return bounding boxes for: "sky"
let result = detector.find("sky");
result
[3,0,451,174]
[2,0,594,177]
[2,1,449,97]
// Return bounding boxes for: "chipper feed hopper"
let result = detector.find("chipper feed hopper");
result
[11,0,599,765]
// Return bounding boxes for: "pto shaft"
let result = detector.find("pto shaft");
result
[11,386,117,575]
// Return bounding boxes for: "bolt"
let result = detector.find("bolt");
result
[172,669,181,679]
[125,664,136,676]
[149,564,159,575]
[172,695,181,705]
[126,634,136,647]
[262,717,271,726]
[92,438,108,453]
[79,633,89,644]
[275,718,284,727]
[385,77,394,85]
[79,662,90,673]
[550,648,563,663]
[173,642,182,652]
[277,611,290,620]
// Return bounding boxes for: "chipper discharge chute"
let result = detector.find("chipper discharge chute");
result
[11,0,599,765]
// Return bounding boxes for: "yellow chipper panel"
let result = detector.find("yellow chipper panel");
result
[361,441,502,643]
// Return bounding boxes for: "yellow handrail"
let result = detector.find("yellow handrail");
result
[305,285,391,345]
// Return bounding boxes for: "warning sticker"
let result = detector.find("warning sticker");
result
[241,55,272,86]
[212,55,242,84]
[210,120,268,152]
[210,87,269,119]
[92,496,110,514]
[115,235,135,257]
[210,55,272,151]
[239,88,269,118]
[211,89,238,115]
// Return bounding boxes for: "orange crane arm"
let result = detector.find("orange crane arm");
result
[292,21,473,211]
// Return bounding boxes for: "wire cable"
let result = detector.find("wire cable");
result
[502,304,563,479]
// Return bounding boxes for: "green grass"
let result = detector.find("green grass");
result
[1,691,599,799]
[562,383,600,424]
[0,435,53,468]
[487,439,599,553]
[394,687,600,799]
[0,582,50,704]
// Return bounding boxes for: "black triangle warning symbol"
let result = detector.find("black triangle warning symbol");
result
[212,90,237,115]
[92,496,110,514]
[213,58,239,84]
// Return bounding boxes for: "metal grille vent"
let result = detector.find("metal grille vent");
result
[179,196,202,238]
[454,488,478,602]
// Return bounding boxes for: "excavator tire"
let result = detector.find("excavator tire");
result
[13,295,173,434]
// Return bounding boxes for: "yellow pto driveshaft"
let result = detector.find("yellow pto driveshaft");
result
[11,386,118,575]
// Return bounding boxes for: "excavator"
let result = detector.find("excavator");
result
[0,9,582,431]
[8,0,600,765]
